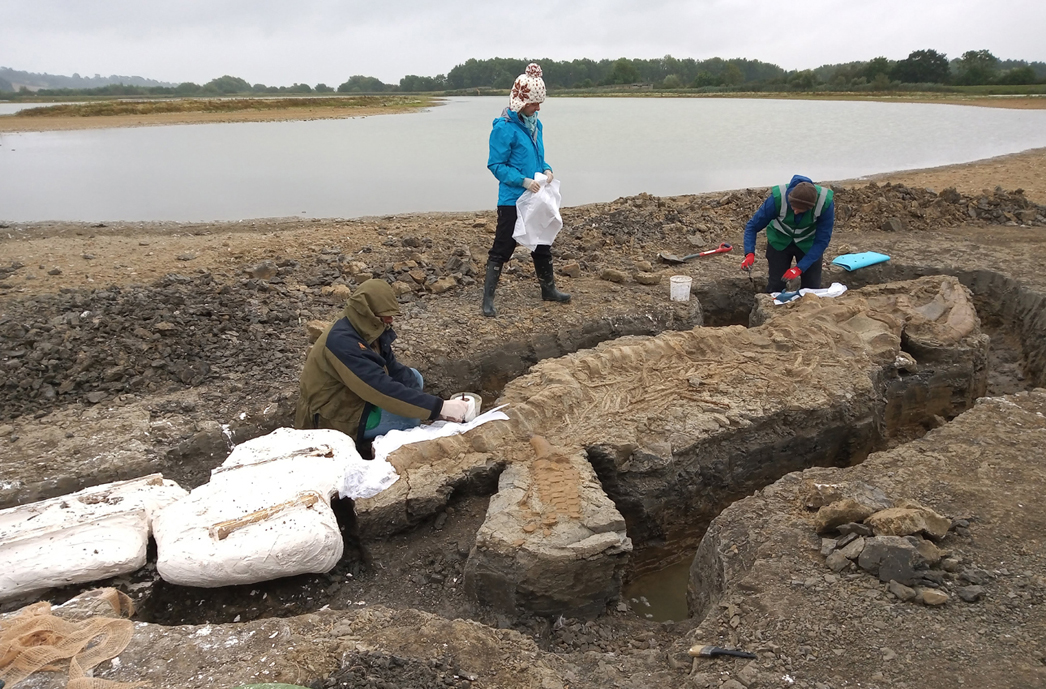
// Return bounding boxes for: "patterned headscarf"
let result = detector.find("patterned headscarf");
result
[509,63,547,113]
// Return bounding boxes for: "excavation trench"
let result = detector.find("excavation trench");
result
[614,264,1043,622]
[13,269,1042,633]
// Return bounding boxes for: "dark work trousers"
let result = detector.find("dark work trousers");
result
[489,205,552,263]
[765,242,822,293]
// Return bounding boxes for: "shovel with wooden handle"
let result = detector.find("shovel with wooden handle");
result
[658,242,732,264]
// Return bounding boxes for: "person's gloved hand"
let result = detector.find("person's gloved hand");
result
[522,178,540,193]
[782,267,802,281]
[439,398,470,423]
[543,170,554,182]
[740,253,755,270]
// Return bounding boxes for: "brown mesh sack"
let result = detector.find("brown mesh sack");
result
[0,588,144,689]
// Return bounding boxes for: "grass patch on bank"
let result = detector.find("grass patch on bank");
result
[16,96,434,118]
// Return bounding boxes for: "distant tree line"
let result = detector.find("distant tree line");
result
[3,50,1044,98]
[811,50,1045,90]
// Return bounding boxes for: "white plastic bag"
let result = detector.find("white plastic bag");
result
[513,172,563,252]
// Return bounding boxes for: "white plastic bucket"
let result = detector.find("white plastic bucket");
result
[669,275,692,302]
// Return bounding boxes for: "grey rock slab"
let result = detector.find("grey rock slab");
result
[888,579,917,601]
[837,536,866,560]
[826,551,853,572]
[960,568,993,585]
[837,522,873,537]
[957,585,986,602]
[858,536,920,585]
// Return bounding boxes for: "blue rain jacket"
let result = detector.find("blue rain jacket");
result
[743,174,835,273]
[487,107,552,206]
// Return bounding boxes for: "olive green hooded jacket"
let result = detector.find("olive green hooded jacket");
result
[294,279,443,440]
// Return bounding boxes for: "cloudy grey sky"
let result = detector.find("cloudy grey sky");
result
[3,0,1043,85]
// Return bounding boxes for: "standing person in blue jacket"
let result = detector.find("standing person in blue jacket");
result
[481,62,570,318]
[740,175,835,293]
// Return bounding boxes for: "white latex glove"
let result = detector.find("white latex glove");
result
[439,398,469,423]
[544,170,554,182]
[522,178,540,193]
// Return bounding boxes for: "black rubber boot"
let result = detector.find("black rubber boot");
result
[533,254,571,303]
[481,260,502,317]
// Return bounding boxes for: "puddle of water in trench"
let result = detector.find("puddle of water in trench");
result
[622,558,693,622]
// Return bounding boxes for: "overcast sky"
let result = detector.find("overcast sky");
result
[3,0,1044,85]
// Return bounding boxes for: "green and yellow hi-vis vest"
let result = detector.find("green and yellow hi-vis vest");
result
[766,183,833,252]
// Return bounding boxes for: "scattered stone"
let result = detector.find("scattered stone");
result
[956,585,985,602]
[825,551,852,572]
[390,280,414,297]
[914,539,943,567]
[634,260,653,272]
[916,588,949,606]
[938,187,962,204]
[814,498,876,533]
[720,680,746,689]
[85,391,107,404]
[959,568,993,585]
[820,538,838,557]
[47,267,62,275]
[881,218,906,232]
[322,284,352,301]
[887,580,917,601]
[942,558,961,572]
[176,253,196,261]
[836,532,859,548]
[82,253,95,260]
[686,233,705,247]
[305,320,328,343]
[837,536,866,560]
[837,522,873,537]
[559,262,581,278]
[634,272,661,285]
[247,261,278,280]
[0,424,14,437]
[600,268,629,283]
[858,536,919,585]
[429,276,458,294]
[866,504,951,540]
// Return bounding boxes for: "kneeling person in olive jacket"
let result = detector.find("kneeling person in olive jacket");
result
[295,279,469,445]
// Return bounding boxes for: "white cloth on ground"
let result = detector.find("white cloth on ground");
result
[370,406,510,466]
[513,172,563,251]
[771,282,848,306]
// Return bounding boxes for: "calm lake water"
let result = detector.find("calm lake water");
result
[2,96,1046,222]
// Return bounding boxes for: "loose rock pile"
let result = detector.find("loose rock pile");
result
[805,480,989,607]
[312,650,476,689]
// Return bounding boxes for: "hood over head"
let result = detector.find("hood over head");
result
[343,279,401,344]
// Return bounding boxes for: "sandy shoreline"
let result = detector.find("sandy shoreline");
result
[0,103,432,132]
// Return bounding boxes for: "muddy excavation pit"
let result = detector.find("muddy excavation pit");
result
[14,267,1037,652]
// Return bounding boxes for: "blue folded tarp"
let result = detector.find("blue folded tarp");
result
[831,252,891,271]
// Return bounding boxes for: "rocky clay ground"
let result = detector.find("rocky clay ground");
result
[3,147,1046,689]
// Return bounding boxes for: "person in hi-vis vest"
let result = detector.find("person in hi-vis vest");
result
[740,175,834,293]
